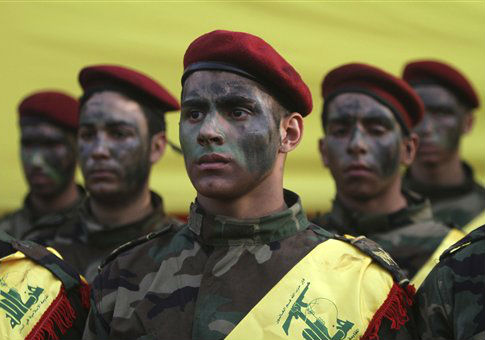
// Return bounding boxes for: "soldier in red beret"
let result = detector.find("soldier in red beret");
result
[0,91,85,242]
[41,65,182,282]
[312,63,465,288]
[85,31,415,340]
[402,60,484,231]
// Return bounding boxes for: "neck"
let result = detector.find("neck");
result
[338,178,407,215]
[410,152,464,186]
[30,181,80,215]
[197,172,286,219]
[90,185,153,227]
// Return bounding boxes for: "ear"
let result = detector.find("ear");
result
[279,112,304,153]
[318,137,330,167]
[462,112,475,134]
[401,132,419,166]
[150,132,166,164]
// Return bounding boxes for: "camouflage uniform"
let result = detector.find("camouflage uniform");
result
[403,162,485,229]
[414,225,485,340]
[0,230,90,339]
[0,185,85,242]
[312,190,454,279]
[83,190,415,340]
[41,191,182,282]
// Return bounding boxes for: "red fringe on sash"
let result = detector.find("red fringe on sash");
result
[361,283,416,340]
[80,281,91,309]
[26,287,76,340]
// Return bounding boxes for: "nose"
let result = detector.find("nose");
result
[414,113,433,137]
[90,133,111,160]
[197,113,224,146]
[346,127,368,156]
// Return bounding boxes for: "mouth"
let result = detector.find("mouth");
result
[196,153,231,171]
[344,163,374,177]
[418,142,440,154]
[29,172,52,184]
[88,168,118,179]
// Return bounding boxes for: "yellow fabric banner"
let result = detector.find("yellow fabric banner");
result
[226,239,398,340]
[411,228,466,288]
[0,250,62,339]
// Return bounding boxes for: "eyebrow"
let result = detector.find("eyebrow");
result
[80,120,138,128]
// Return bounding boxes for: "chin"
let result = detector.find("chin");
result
[193,177,252,200]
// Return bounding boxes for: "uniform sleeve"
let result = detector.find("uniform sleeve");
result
[413,263,453,340]
[83,273,112,339]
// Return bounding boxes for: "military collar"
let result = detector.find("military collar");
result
[80,191,167,247]
[327,189,434,235]
[187,189,310,246]
[403,161,477,200]
[22,184,86,226]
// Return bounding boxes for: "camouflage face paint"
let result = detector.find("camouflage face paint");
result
[78,91,151,204]
[180,71,281,199]
[324,93,403,200]
[20,121,76,198]
[413,85,468,164]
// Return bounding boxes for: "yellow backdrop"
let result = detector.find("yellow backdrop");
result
[1,1,484,215]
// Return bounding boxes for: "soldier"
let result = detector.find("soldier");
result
[44,65,182,282]
[402,60,485,229]
[0,91,85,241]
[84,31,416,340]
[312,63,465,286]
[0,230,90,339]
[414,224,485,339]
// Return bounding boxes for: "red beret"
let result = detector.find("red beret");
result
[322,63,424,132]
[18,91,79,130]
[403,60,479,109]
[79,64,180,112]
[182,30,312,116]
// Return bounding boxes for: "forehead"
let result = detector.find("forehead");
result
[413,84,459,107]
[327,92,395,121]
[182,70,272,102]
[20,120,66,138]
[81,90,146,126]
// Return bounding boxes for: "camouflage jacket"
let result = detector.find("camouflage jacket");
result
[312,190,453,279]
[0,185,85,241]
[403,162,485,229]
[414,225,485,340]
[41,191,182,282]
[0,231,90,339]
[83,190,416,340]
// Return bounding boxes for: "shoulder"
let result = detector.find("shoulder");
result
[0,208,29,230]
[331,233,409,285]
[98,223,194,274]
[440,225,485,261]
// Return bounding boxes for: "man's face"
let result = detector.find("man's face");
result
[413,85,469,165]
[321,93,404,200]
[78,91,151,203]
[180,71,282,200]
[20,121,76,198]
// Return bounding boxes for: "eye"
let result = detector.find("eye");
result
[230,109,250,120]
[110,128,133,140]
[188,110,204,122]
[78,129,95,140]
[368,125,387,136]
[328,125,348,137]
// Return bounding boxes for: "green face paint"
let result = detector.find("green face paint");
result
[180,71,282,200]
[20,121,76,198]
[413,85,468,165]
[324,93,404,201]
[78,91,151,204]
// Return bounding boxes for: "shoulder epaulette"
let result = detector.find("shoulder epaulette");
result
[440,225,485,261]
[333,234,409,286]
[99,224,175,272]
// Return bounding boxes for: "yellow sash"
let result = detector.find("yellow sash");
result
[0,248,72,339]
[227,239,407,340]
[411,228,465,288]
[463,211,485,234]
